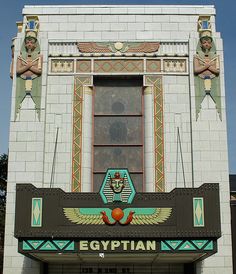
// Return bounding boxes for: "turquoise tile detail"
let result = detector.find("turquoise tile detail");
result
[192,240,208,249]
[178,241,196,251]
[23,241,32,251]
[65,242,75,251]
[28,240,44,249]
[166,240,182,250]
[31,198,43,227]
[161,242,171,251]
[193,197,204,227]
[53,240,70,250]
[40,241,57,251]
[204,241,213,251]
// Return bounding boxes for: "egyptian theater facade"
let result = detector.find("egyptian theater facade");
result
[4,5,233,274]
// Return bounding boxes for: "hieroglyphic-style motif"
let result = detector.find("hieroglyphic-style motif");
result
[94,59,143,73]
[72,76,92,192]
[145,76,164,192]
[78,42,160,54]
[164,59,186,72]
[76,60,91,73]
[51,59,74,73]
[146,60,161,73]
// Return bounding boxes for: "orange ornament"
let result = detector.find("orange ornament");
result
[111,208,124,221]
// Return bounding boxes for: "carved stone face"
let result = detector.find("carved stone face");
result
[200,38,212,52]
[25,38,37,52]
[110,178,125,193]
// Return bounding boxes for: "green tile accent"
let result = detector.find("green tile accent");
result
[179,241,196,251]
[193,197,204,227]
[65,241,75,251]
[40,241,57,251]
[161,242,171,251]
[28,240,44,250]
[53,240,70,250]
[23,241,32,251]
[192,240,208,249]
[166,240,182,250]
[204,241,213,251]
[31,198,43,227]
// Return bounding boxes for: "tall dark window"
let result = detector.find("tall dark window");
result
[93,77,144,192]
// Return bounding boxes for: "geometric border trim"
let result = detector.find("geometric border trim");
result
[161,240,214,252]
[20,239,215,254]
[145,76,165,192]
[21,240,75,252]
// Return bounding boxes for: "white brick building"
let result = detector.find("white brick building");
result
[4,5,233,274]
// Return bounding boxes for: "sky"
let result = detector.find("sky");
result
[0,0,236,173]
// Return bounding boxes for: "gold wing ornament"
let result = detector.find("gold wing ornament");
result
[125,208,172,225]
[63,208,107,225]
[63,207,172,225]
[77,42,112,53]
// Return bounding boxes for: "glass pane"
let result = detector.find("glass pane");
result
[94,78,142,115]
[93,173,143,192]
[94,147,142,172]
[94,117,142,145]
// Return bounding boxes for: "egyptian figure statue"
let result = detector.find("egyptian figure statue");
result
[15,27,43,119]
[194,30,221,120]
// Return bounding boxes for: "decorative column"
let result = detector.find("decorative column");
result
[143,84,155,192]
[144,76,165,192]
[81,85,93,192]
[72,76,93,192]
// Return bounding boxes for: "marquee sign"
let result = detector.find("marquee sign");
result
[15,169,221,239]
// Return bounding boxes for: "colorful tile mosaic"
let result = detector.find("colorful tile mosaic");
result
[94,59,143,73]
[76,60,91,73]
[146,60,161,73]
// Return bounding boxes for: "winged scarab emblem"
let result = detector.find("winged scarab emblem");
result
[63,207,172,226]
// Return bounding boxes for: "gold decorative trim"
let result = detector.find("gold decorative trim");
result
[72,76,92,192]
[145,76,165,192]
